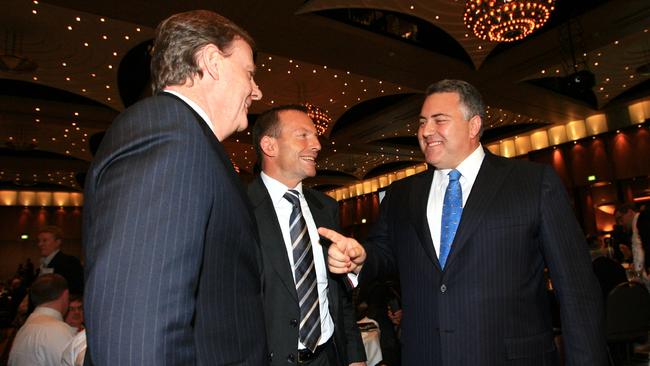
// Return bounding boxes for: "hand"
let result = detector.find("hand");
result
[387,309,402,326]
[349,362,367,366]
[318,227,366,274]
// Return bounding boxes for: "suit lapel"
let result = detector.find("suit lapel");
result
[444,151,512,269]
[248,178,298,301]
[408,169,441,270]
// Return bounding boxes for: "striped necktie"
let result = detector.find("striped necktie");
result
[284,189,321,352]
[439,169,462,268]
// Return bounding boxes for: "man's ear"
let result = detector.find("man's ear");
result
[260,135,277,158]
[198,44,222,81]
[468,115,482,139]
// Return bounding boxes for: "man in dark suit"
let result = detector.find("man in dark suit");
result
[37,226,84,295]
[83,10,266,365]
[322,80,607,365]
[248,105,366,366]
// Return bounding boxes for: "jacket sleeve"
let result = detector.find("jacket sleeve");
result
[538,165,608,366]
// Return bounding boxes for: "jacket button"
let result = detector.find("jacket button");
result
[268,352,273,361]
[290,318,298,327]
[287,353,296,363]
[440,284,447,293]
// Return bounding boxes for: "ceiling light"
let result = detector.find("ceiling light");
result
[464,0,555,42]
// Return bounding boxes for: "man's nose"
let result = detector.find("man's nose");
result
[251,80,262,101]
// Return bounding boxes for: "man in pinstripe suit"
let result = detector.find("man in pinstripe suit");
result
[322,80,608,365]
[83,10,267,365]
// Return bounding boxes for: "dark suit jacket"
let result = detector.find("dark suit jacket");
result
[83,93,267,365]
[248,177,365,365]
[47,251,84,295]
[360,150,607,366]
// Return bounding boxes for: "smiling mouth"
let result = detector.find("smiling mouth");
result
[425,141,443,147]
[301,156,317,163]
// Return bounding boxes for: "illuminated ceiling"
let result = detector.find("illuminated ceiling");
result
[1,0,649,192]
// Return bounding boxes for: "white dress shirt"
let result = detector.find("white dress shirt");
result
[9,306,77,366]
[162,89,217,138]
[260,172,335,349]
[427,145,485,258]
[39,249,60,275]
[61,329,87,366]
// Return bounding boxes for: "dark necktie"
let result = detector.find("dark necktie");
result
[440,169,462,268]
[284,189,321,352]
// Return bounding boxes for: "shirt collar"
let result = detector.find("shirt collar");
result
[33,306,64,321]
[162,89,217,139]
[435,144,485,182]
[41,249,60,266]
[260,171,304,206]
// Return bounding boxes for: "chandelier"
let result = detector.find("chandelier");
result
[302,103,332,136]
[464,0,556,42]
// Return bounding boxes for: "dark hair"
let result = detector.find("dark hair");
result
[614,203,635,216]
[38,225,63,240]
[30,274,68,307]
[68,293,83,304]
[252,104,309,173]
[425,79,485,137]
[150,10,255,93]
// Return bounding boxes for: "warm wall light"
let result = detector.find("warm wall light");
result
[628,101,648,124]
[486,143,500,155]
[596,202,616,215]
[566,120,587,140]
[500,139,516,157]
[548,125,568,145]
[585,114,608,135]
[0,190,18,205]
[530,130,550,150]
[514,135,532,155]
[69,192,84,206]
[17,191,36,206]
[35,191,52,206]
[0,191,82,207]
[52,192,71,206]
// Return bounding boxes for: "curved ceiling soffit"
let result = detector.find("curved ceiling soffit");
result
[331,92,420,136]
[0,0,155,112]
[296,0,498,69]
[249,52,417,138]
[519,28,650,110]
[1,79,115,163]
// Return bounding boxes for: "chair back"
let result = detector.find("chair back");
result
[606,281,650,342]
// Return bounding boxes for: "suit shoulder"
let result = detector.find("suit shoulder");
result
[488,154,549,176]
[387,168,432,192]
[304,188,337,208]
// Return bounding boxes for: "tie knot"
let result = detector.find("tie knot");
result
[283,189,300,207]
[448,169,461,182]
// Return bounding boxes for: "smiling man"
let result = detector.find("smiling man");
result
[322,79,607,365]
[83,10,266,366]
[248,105,366,366]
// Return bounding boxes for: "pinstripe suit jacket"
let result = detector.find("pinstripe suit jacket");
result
[83,93,267,365]
[248,177,366,365]
[360,150,607,366]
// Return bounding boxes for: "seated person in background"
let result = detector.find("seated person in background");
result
[64,294,84,332]
[612,204,637,264]
[8,274,76,365]
[589,236,627,299]
[637,209,649,269]
[37,226,84,295]
[358,280,401,366]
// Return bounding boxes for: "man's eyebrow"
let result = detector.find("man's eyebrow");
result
[419,113,451,119]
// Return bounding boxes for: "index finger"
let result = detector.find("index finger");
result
[318,227,345,243]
